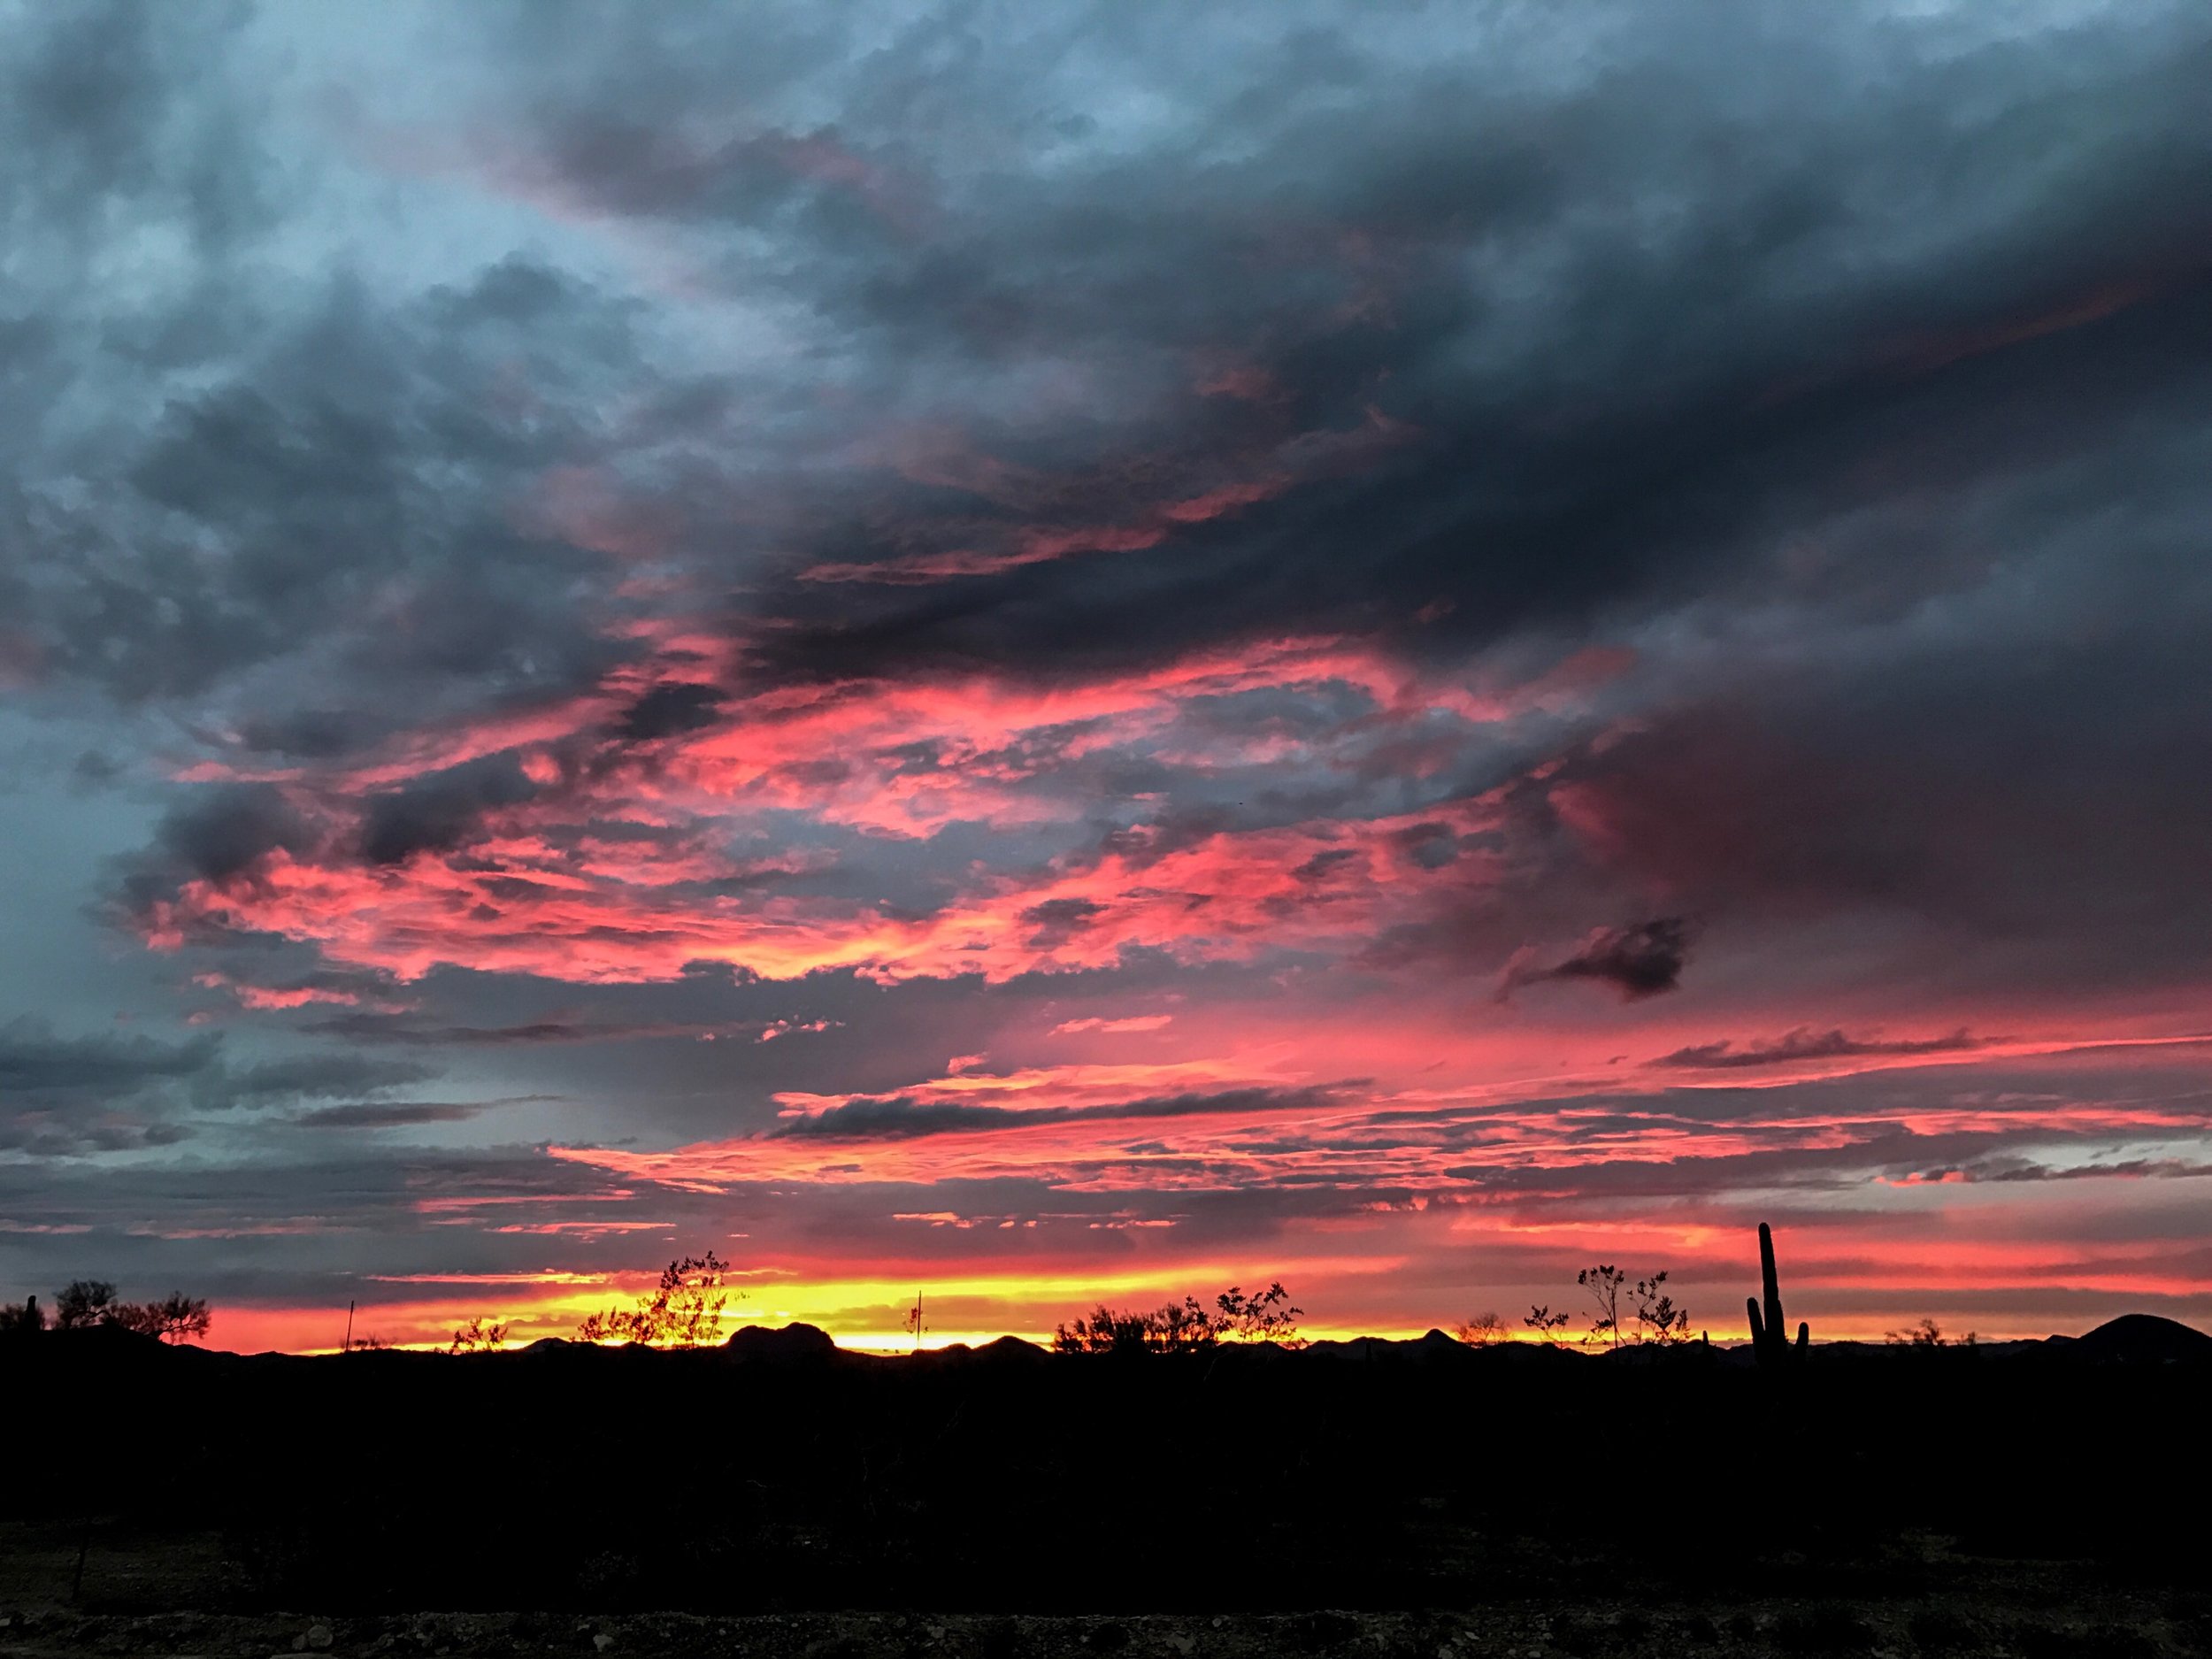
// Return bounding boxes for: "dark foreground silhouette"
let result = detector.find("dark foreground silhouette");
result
[4,1312,2208,1636]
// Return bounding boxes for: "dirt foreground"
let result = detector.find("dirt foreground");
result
[3,1591,2208,1659]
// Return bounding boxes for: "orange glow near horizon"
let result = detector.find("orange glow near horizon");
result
[194,1264,2209,1359]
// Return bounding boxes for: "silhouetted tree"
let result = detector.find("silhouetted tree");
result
[116,1293,211,1344]
[1632,1273,1690,1344]
[577,1252,732,1347]
[1578,1264,1629,1349]
[1217,1282,1304,1346]
[1525,1304,1571,1344]
[1453,1311,1509,1346]
[449,1317,510,1354]
[903,1292,926,1352]
[54,1279,122,1329]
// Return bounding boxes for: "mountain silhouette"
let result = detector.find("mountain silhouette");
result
[724,1321,838,1363]
[2068,1312,2212,1363]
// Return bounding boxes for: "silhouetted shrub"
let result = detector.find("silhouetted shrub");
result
[1632,1272,1690,1343]
[1887,1317,1978,1348]
[577,1253,731,1347]
[1217,1281,1303,1346]
[448,1317,509,1354]
[1524,1304,1571,1343]
[1576,1264,1629,1348]
[1054,1299,1214,1355]
[1053,1282,1304,1353]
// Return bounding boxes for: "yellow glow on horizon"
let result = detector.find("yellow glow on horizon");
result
[205,1248,2155,1356]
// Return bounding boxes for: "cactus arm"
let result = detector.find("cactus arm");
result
[1796,1321,1809,1352]
[1747,1295,1766,1348]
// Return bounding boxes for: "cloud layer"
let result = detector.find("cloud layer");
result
[2,0,2209,1348]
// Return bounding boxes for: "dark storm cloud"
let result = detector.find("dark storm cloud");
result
[131,785,315,888]
[1018,897,1104,949]
[357,756,541,867]
[79,265,633,712]
[1506,918,1694,1002]
[1,0,2205,757]
[1551,617,2212,990]
[614,682,726,742]
[233,709,387,761]
[4,115,640,722]
[464,2,2212,693]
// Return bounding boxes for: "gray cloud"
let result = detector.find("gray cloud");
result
[199,1052,433,1109]
[0,1018,217,1098]
[1655,1028,1985,1071]
[0,1014,440,1162]
[770,1084,1351,1141]
[292,1100,493,1130]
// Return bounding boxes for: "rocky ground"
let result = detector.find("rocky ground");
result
[4,1517,2208,1658]
[3,1592,2208,1659]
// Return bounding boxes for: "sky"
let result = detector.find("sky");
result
[3,0,2210,1353]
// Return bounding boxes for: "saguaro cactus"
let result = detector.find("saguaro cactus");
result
[1746,1221,1809,1364]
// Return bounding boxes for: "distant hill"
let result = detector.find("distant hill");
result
[724,1321,838,1362]
[2067,1312,2212,1363]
